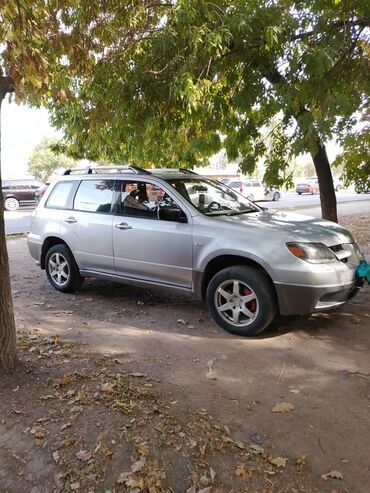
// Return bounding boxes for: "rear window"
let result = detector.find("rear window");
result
[46,181,76,209]
[74,180,114,213]
[229,181,242,188]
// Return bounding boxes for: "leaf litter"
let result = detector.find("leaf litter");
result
[0,329,323,492]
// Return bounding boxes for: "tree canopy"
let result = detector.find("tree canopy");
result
[28,137,76,183]
[2,2,369,195]
[45,1,370,218]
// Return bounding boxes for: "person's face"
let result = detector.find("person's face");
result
[124,183,136,193]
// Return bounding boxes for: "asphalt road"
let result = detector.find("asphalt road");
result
[4,191,370,234]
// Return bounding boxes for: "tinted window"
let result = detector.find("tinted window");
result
[117,181,164,219]
[47,181,76,209]
[74,180,114,213]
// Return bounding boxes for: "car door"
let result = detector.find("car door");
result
[113,179,193,288]
[60,178,115,274]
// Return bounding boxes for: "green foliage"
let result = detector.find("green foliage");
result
[28,138,76,182]
[334,127,370,187]
[0,0,369,183]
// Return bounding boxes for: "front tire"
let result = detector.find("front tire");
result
[4,197,20,211]
[206,265,277,336]
[45,244,83,293]
[272,191,280,201]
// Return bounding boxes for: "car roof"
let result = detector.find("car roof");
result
[56,166,206,182]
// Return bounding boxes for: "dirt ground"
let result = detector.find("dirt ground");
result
[1,213,370,493]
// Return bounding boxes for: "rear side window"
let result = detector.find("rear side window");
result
[74,180,114,213]
[46,181,76,209]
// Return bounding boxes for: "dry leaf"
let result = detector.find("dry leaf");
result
[76,449,92,462]
[137,442,149,457]
[198,488,212,493]
[235,464,252,480]
[70,483,80,490]
[131,457,146,473]
[52,451,60,463]
[272,402,295,413]
[186,487,196,493]
[269,456,287,468]
[321,470,344,480]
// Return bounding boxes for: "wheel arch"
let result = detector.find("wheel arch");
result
[41,236,70,269]
[200,254,277,302]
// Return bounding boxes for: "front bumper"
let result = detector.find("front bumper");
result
[275,279,362,315]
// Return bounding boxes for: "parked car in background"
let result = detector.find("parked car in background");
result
[228,179,281,201]
[296,178,319,195]
[28,166,364,337]
[2,179,45,211]
[355,183,370,193]
[35,184,50,203]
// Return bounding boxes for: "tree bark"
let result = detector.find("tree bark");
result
[0,75,18,372]
[311,143,338,223]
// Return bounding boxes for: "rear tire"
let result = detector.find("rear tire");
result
[206,265,277,336]
[273,191,280,201]
[45,244,83,293]
[4,197,20,211]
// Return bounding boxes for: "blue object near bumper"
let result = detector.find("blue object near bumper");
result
[355,259,370,283]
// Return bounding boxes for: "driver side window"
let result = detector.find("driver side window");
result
[117,181,185,221]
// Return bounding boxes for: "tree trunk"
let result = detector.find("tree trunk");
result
[311,143,338,223]
[0,76,18,372]
[264,69,338,222]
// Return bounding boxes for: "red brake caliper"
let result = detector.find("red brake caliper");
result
[244,289,256,312]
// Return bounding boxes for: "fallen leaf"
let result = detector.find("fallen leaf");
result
[76,449,92,462]
[250,444,264,455]
[198,488,212,493]
[321,470,344,480]
[52,451,60,463]
[131,457,146,473]
[269,456,287,468]
[70,482,80,490]
[272,402,295,413]
[235,464,252,480]
[137,442,149,457]
[177,319,188,325]
[186,487,196,493]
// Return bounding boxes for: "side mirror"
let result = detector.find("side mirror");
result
[158,206,187,223]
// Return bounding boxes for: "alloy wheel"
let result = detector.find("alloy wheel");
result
[48,252,70,287]
[214,279,259,327]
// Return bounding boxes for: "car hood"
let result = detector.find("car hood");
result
[217,209,354,247]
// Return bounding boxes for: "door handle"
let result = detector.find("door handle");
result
[65,217,77,224]
[115,222,132,230]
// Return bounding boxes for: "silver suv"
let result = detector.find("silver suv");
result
[28,166,364,336]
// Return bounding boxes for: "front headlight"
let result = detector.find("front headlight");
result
[286,242,337,264]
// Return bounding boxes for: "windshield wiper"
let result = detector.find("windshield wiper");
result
[226,209,259,216]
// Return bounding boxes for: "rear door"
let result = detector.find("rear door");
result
[112,179,193,288]
[60,179,115,274]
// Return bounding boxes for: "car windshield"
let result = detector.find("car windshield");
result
[164,177,261,216]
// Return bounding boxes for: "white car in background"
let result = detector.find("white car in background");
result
[228,179,281,202]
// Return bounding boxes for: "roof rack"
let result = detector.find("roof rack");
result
[179,168,197,175]
[63,165,151,176]
[149,168,199,175]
